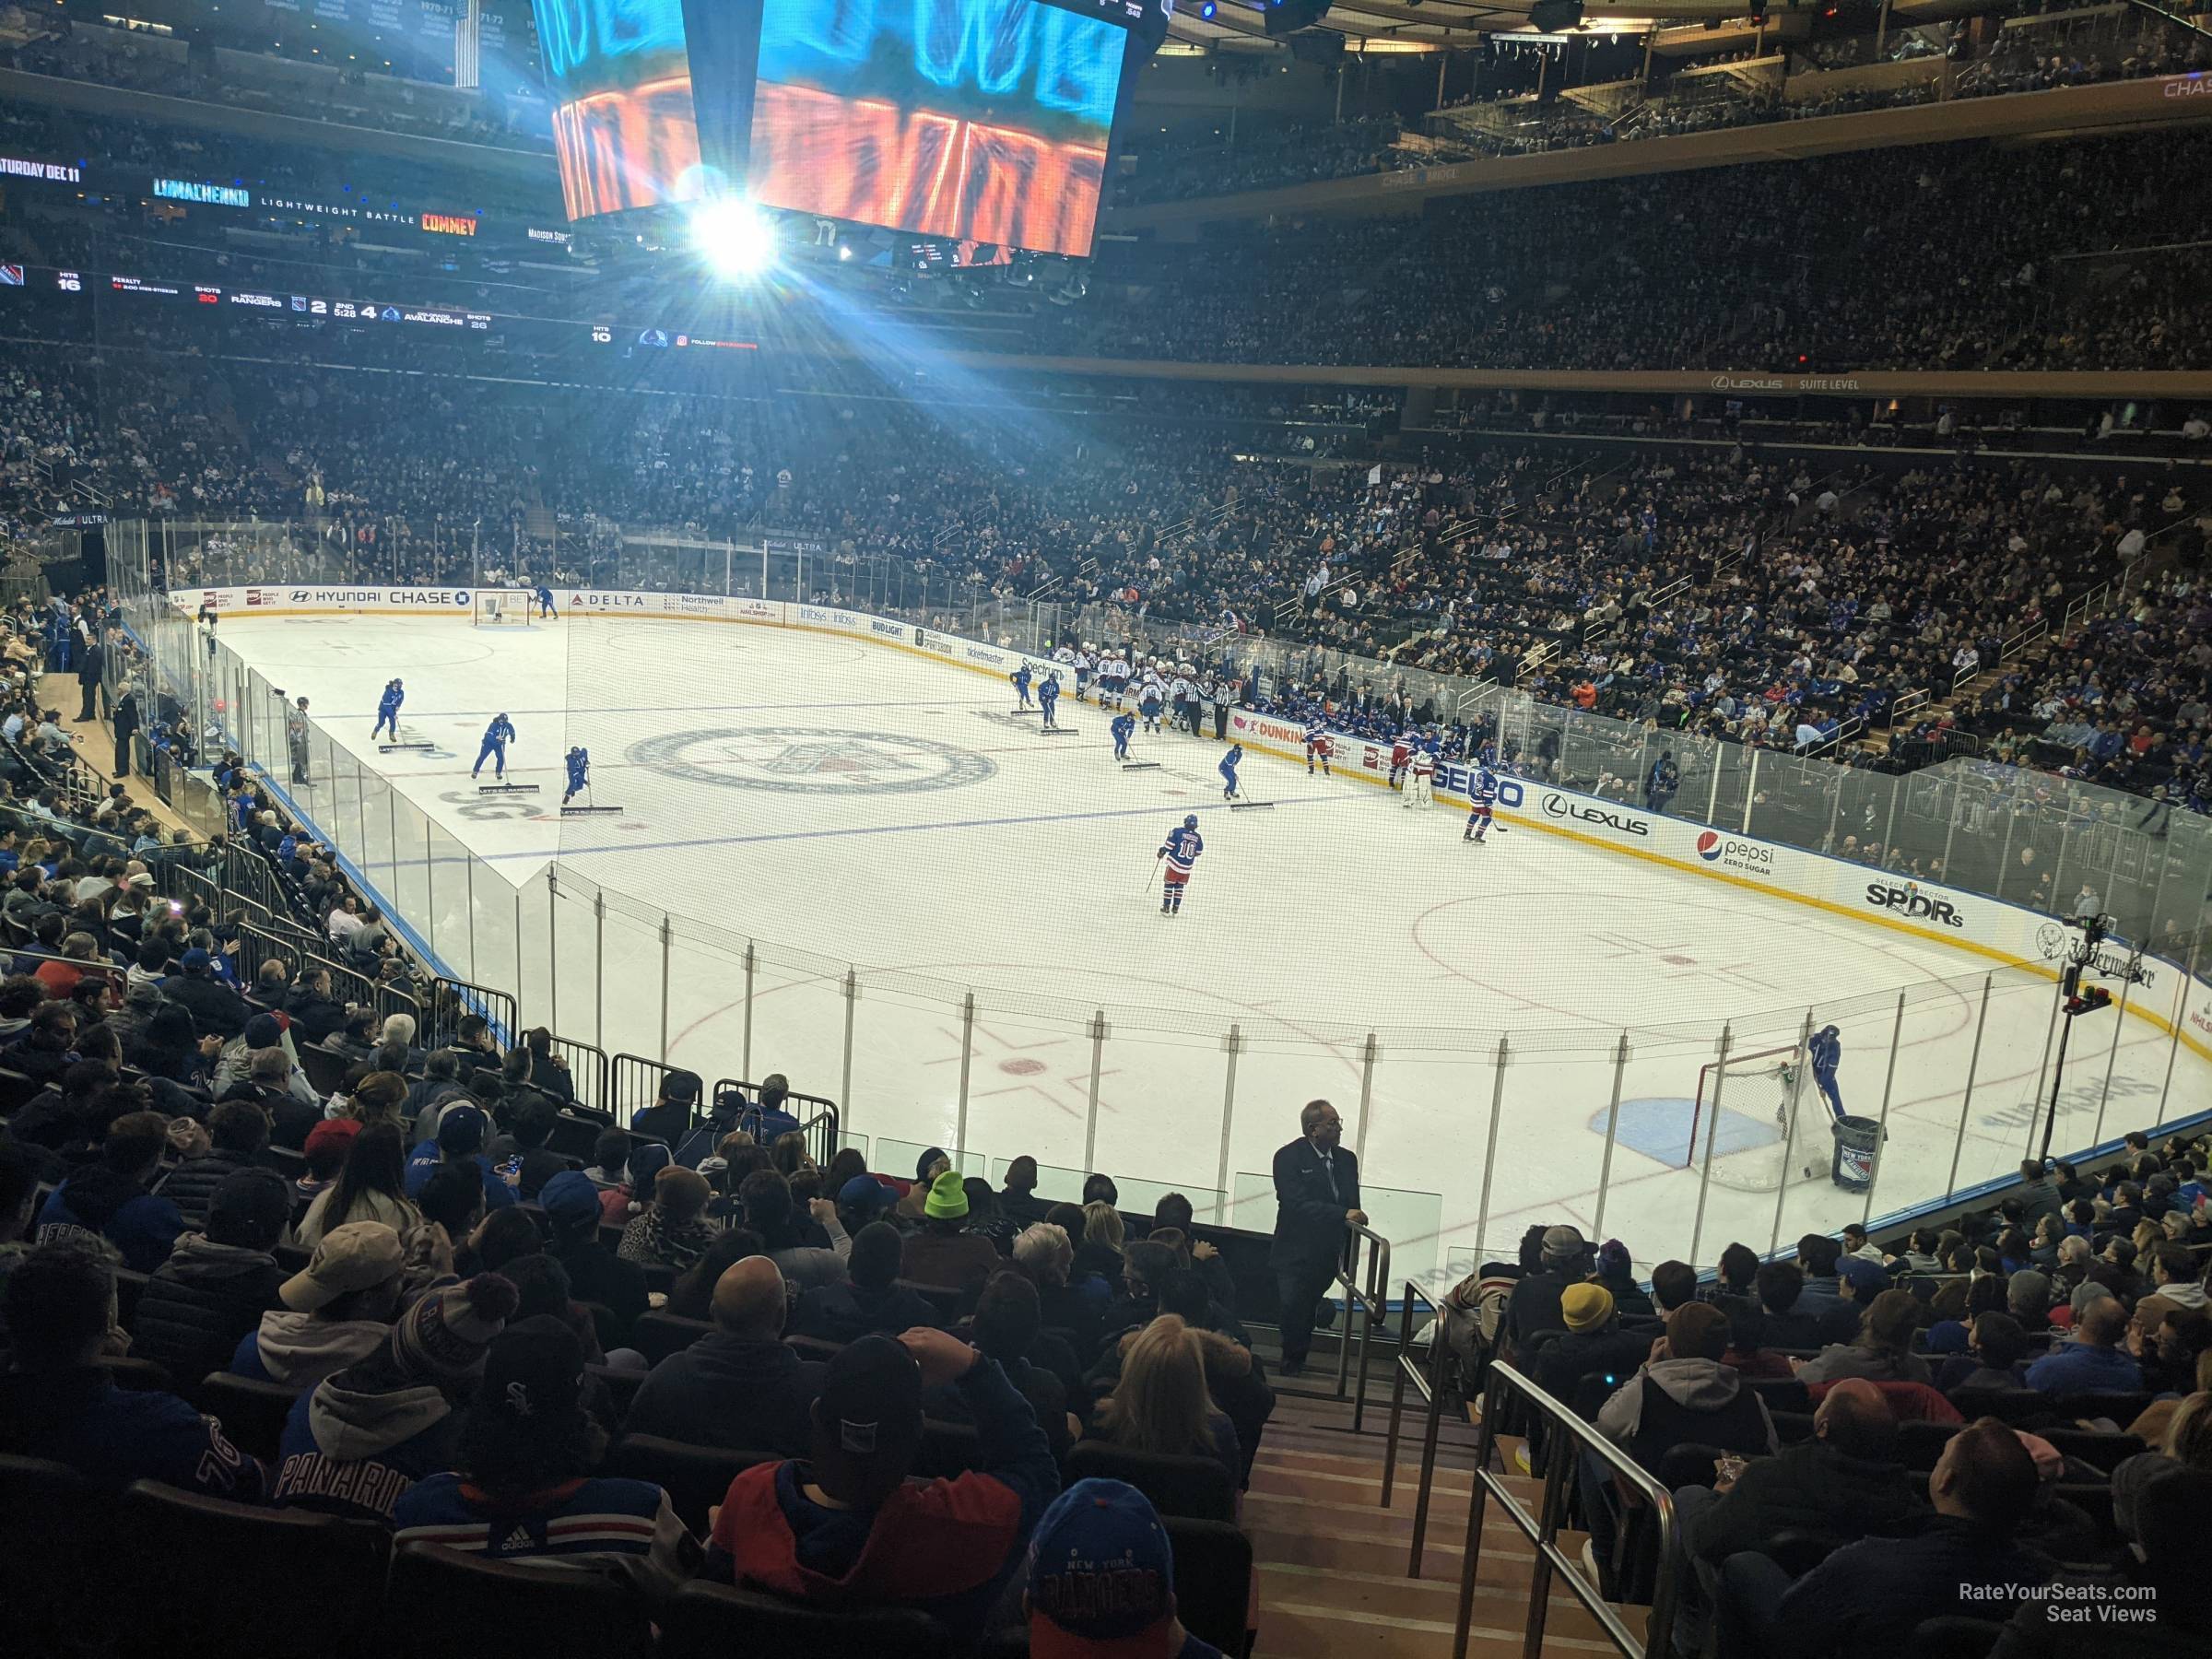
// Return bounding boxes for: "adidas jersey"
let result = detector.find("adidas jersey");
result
[394,1473,679,1569]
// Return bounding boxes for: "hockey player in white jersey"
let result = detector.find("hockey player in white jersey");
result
[1405,738,1437,808]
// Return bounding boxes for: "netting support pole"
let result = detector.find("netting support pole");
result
[593,890,606,1050]
[1590,1031,1632,1242]
[2024,973,2068,1158]
[840,969,858,1130]
[741,942,756,1079]
[955,992,977,1159]
[1762,1011,1818,1259]
[547,867,559,1039]
[1215,1024,1242,1222]
[1473,1037,1510,1268]
[657,914,672,1064]
[1945,977,1994,1205]
[1352,1032,1379,1167]
[1082,1010,1107,1181]
[1860,992,1909,1227]
[2159,933,2202,1121]
[1688,1024,1735,1270]
[2091,974,2136,1148]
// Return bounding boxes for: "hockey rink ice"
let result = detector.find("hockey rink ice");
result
[220,612,2212,1285]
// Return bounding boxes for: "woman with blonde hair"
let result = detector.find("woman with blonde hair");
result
[1090,1313,1241,1492]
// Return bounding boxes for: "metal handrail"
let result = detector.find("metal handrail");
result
[1379,1280,1448,1538]
[1459,1359,1679,1659]
[1327,1221,1392,1433]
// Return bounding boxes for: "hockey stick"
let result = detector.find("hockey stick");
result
[1138,857,1161,895]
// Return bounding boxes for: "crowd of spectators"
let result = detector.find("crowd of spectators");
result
[1061,128,2212,375]
[0,911,1279,1651]
[1456,1127,2212,1655]
[6,334,2202,819]
[4,15,551,153]
[1122,10,2208,200]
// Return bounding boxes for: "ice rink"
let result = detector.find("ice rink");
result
[219,611,2210,1283]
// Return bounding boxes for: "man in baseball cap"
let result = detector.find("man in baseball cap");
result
[1027,1477,1225,1658]
[403,1101,517,1211]
[629,1068,703,1148]
[706,1326,1061,1650]
[235,1219,407,1388]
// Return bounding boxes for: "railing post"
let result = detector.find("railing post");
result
[1946,976,1994,1203]
[1082,1010,1107,1180]
[955,992,977,1158]
[1860,991,1909,1225]
[840,968,858,1127]
[1739,749,1758,834]
[1215,1023,1242,1216]
[1589,1030,1631,1242]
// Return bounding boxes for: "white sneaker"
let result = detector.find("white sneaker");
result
[1513,1443,1532,1475]
[1580,1539,1602,1590]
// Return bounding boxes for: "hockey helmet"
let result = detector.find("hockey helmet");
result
[1183,815,1199,830]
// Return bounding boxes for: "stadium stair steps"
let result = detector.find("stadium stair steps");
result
[1246,1396,1629,1658]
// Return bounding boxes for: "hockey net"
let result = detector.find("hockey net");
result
[473,589,531,627]
[1686,1042,1837,1193]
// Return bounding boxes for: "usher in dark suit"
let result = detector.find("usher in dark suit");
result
[1270,1136,1359,1371]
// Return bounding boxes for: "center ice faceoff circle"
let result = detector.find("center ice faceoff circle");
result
[624,726,997,795]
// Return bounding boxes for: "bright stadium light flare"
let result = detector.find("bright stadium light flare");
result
[688,197,778,280]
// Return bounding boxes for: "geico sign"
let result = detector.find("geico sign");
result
[1542,793,1649,837]
[1865,883,1964,928]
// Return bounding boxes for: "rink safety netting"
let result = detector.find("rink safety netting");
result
[107,522,2212,1289]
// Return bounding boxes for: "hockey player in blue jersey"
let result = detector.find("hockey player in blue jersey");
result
[1806,1024,1844,1118]
[371,678,405,741]
[1156,815,1203,915]
[1218,742,1243,801]
[1110,712,1135,761]
[1463,764,1499,842]
[1011,664,1033,708]
[535,583,558,620]
[562,746,590,805]
[1038,672,1062,731]
[472,712,516,781]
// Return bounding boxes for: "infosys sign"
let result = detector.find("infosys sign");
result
[1695,830,1776,877]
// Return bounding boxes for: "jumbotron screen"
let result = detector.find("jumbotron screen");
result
[747,0,1124,259]
[531,0,1125,257]
[535,0,706,220]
